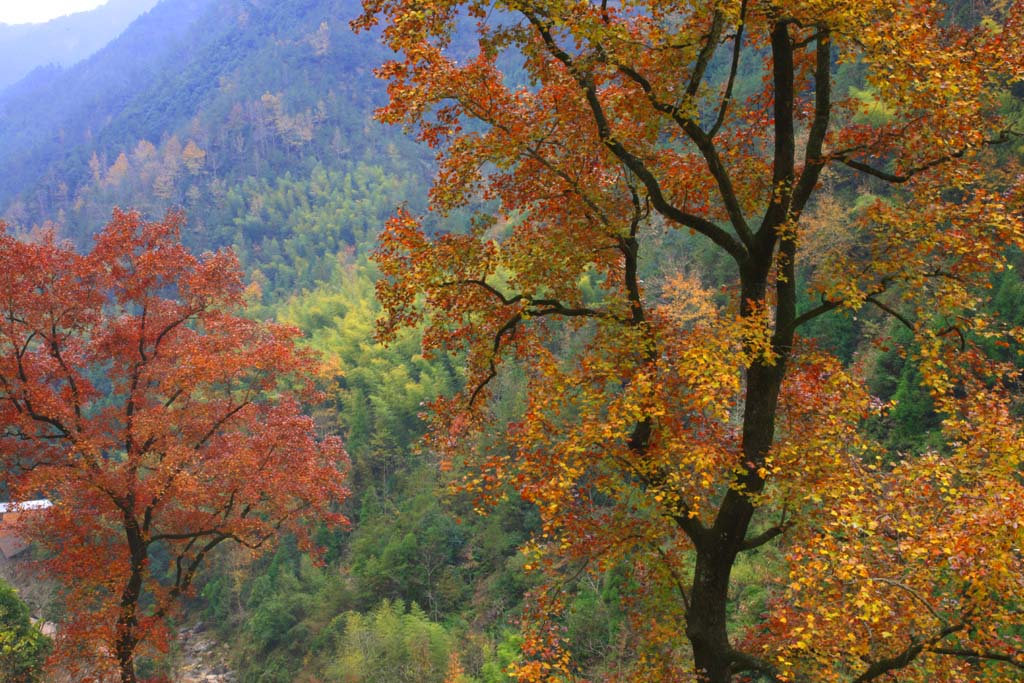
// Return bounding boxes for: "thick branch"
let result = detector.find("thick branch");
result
[685,10,726,97]
[443,278,524,306]
[47,324,84,429]
[836,127,1022,184]
[443,282,607,321]
[524,12,749,263]
[793,298,842,328]
[469,313,521,407]
[759,20,796,240]
[620,182,648,326]
[165,532,232,616]
[728,648,790,681]
[866,295,916,332]
[851,623,964,683]
[150,308,199,360]
[927,647,1024,669]
[151,527,235,543]
[12,344,72,440]
[740,522,790,551]
[614,63,754,247]
[194,400,251,451]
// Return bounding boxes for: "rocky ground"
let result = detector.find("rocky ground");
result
[175,622,237,683]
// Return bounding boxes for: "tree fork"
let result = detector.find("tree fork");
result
[684,234,792,681]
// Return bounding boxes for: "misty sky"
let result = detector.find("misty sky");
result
[0,0,107,25]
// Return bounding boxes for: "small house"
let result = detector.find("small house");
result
[0,500,52,561]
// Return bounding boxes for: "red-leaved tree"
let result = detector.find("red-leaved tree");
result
[0,210,349,683]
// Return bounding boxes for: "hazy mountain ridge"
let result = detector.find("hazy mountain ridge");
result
[0,0,161,91]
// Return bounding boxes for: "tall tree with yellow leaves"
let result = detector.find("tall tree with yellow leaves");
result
[358,0,1024,681]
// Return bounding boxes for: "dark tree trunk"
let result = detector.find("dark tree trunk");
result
[686,355,788,683]
[116,515,146,683]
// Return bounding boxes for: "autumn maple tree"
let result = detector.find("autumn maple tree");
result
[0,210,349,683]
[357,0,1024,681]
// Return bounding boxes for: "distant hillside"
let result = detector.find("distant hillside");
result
[0,0,435,308]
[0,0,219,214]
[0,0,160,91]
[0,0,426,252]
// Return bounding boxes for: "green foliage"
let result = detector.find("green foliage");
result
[797,307,861,364]
[565,578,625,673]
[886,360,942,452]
[5,3,1011,681]
[274,262,458,481]
[222,162,427,302]
[0,0,434,261]
[199,572,233,627]
[988,257,1024,366]
[348,483,468,618]
[233,544,354,683]
[848,85,895,126]
[476,630,520,683]
[0,579,50,683]
[862,325,942,455]
[197,247,535,683]
[323,600,452,683]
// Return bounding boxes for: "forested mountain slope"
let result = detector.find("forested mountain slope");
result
[0,4,476,673]
[0,0,218,214]
[0,0,426,259]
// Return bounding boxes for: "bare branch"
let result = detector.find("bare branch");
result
[793,298,842,329]
[441,278,524,306]
[469,313,521,407]
[850,623,964,683]
[792,25,832,217]
[650,543,691,611]
[927,647,1024,670]
[613,62,754,247]
[866,295,915,332]
[838,129,1020,184]
[523,11,750,263]
[865,576,946,625]
[740,521,791,551]
[708,0,747,139]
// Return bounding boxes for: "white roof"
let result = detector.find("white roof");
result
[0,500,52,514]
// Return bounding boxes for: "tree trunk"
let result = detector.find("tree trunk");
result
[115,582,141,683]
[683,246,792,680]
[688,541,741,683]
[116,515,146,683]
